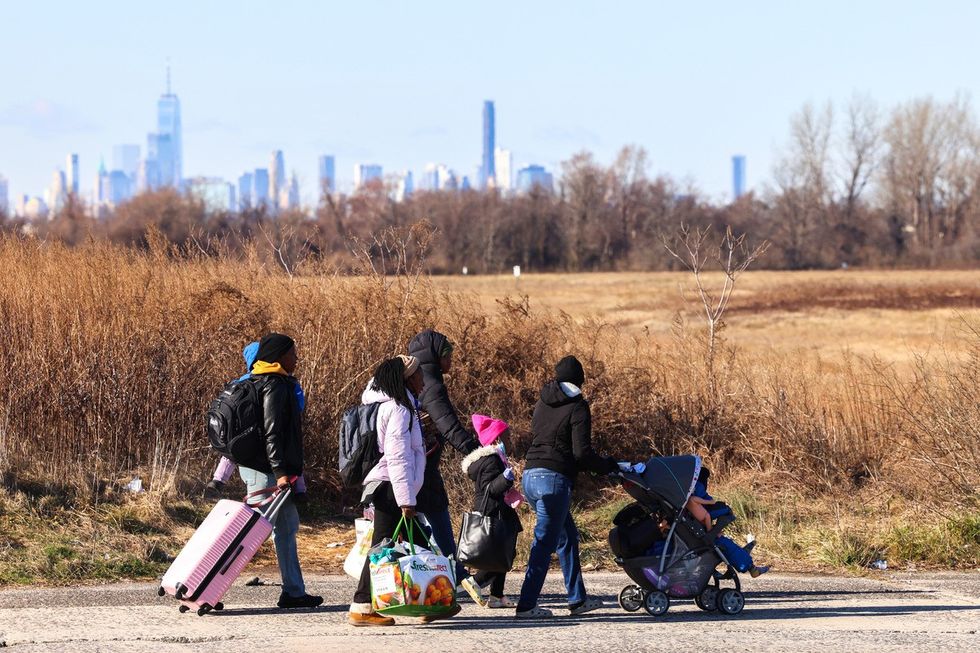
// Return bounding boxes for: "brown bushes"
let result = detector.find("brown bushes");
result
[0,233,977,517]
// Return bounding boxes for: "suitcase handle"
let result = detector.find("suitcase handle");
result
[220,545,245,575]
[244,475,299,508]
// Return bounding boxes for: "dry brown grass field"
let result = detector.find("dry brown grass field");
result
[0,233,977,585]
[434,270,980,373]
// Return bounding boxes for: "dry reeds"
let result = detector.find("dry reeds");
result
[0,232,977,517]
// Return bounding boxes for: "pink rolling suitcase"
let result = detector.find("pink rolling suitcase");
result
[158,485,290,615]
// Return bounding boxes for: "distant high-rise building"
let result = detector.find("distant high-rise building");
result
[108,170,132,206]
[146,132,174,188]
[237,172,253,209]
[482,100,495,188]
[24,196,49,220]
[0,174,8,214]
[318,155,336,196]
[66,154,79,196]
[732,155,746,199]
[269,151,286,211]
[392,170,413,202]
[94,158,111,210]
[156,65,183,187]
[252,168,270,209]
[516,164,553,193]
[138,157,160,193]
[113,145,140,182]
[354,164,383,189]
[47,169,67,213]
[280,172,300,211]
[188,177,235,212]
[493,147,513,191]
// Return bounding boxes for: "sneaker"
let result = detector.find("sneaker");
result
[515,606,553,619]
[277,593,324,609]
[487,596,517,609]
[750,565,769,578]
[203,479,224,499]
[349,611,395,627]
[568,596,604,616]
[459,577,487,607]
[419,603,462,623]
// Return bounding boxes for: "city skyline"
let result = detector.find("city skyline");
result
[3,1,980,208]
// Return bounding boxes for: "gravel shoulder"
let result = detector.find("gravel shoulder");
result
[1,572,978,652]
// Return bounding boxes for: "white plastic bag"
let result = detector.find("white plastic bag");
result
[343,518,374,579]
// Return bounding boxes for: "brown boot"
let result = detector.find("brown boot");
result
[349,611,395,627]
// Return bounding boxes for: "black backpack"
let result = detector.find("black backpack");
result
[338,402,382,488]
[206,377,263,464]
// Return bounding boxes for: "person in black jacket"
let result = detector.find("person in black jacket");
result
[407,329,484,604]
[515,355,619,619]
[461,414,523,608]
[237,333,322,610]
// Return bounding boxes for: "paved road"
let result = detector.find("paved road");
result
[1,572,978,652]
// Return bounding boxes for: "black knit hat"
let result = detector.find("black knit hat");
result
[555,355,585,386]
[256,333,295,363]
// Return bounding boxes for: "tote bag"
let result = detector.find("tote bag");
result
[456,487,518,573]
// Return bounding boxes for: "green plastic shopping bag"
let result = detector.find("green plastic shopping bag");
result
[369,516,458,617]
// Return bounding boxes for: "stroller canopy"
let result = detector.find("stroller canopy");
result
[638,455,702,509]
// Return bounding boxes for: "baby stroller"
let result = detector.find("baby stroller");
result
[609,455,746,616]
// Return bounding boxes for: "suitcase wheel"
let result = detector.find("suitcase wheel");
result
[157,586,165,597]
[214,602,224,611]
[178,605,190,613]
[197,604,211,616]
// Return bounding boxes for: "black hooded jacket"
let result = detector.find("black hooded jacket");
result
[408,329,478,512]
[525,380,618,481]
[461,446,522,533]
[236,373,304,479]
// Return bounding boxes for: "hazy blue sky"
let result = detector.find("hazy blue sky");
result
[2,0,979,204]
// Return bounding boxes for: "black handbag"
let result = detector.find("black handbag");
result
[456,487,518,573]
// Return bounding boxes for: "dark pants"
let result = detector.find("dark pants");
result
[353,482,424,605]
[474,570,506,597]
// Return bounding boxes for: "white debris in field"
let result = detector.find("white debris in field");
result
[326,542,344,548]
[870,559,888,570]
[125,477,143,493]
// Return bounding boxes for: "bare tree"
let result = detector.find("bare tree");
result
[838,93,882,224]
[663,225,770,396]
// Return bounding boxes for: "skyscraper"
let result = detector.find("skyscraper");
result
[108,170,132,206]
[494,147,513,191]
[252,168,270,209]
[281,172,299,211]
[66,154,79,196]
[482,100,495,189]
[95,158,109,208]
[516,165,554,193]
[354,164,383,189]
[47,169,67,213]
[0,174,7,214]
[113,145,141,182]
[732,155,746,199]
[147,133,173,188]
[269,151,285,212]
[318,155,336,195]
[237,172,253,209]
[156,65,183,187]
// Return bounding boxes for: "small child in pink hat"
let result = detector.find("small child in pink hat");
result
[460,414,525,608]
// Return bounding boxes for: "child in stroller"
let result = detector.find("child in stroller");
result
[608,455,766,617]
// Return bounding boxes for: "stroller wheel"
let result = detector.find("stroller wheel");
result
[643,590,670,617]
[717,588,745,615]
[695,587,718,611]
[618,585,644,612]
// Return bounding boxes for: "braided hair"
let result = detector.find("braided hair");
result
[371,358,416,418]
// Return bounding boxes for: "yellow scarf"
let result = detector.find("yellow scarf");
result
[252,360,287,376]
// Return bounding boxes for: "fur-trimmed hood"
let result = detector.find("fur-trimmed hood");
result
[461,445,500,474]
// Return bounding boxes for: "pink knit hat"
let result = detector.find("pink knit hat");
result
[471,414,509,447]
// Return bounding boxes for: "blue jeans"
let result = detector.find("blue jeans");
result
[420,506,470,583]
[517,468,587,611]
[239,467,305,597]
